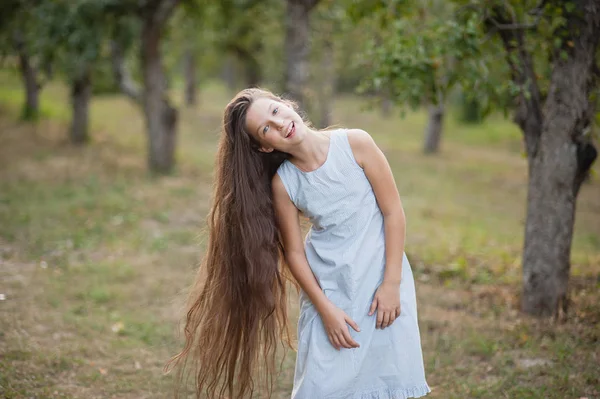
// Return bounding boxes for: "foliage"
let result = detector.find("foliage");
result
[349,0,500,117]
[34,0,111,81]
[213,0,285,89]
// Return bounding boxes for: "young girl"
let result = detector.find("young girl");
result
[167,88,430,399]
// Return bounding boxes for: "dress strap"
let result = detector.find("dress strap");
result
[331,129,362,170]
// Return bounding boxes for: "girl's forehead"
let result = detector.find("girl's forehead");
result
[246,98,275,131]
[250,97,273,113]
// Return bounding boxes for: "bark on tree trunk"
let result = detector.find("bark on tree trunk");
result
[14,32,40,120]
[423,104,444,154]
[183,47,197,107]
[285,0,320,109]
[70,67,92,145]
[519,1,599,317]
[318,36,334,128]
[141,17,178,174]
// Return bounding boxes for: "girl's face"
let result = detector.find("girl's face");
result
[245,97,305,153]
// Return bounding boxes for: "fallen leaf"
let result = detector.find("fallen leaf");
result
[111,321,124,333]
[516,358,553,369]
[519,333,528,344]
[99,368,108,375]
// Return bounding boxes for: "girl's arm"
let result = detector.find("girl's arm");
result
[347,129,406,329]
[272,174,360,350]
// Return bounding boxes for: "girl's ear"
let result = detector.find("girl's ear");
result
[258,146,274,153]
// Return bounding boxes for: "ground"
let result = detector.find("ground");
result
[0,72,599,398]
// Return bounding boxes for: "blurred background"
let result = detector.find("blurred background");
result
[0,0,598,398]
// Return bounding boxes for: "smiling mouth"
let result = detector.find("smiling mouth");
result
[285,122,295,138]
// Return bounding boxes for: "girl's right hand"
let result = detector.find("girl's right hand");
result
[319,301,361,350]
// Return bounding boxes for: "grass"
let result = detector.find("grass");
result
[0,67,599,398]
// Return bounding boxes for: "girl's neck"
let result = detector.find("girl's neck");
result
[288,129,331,173]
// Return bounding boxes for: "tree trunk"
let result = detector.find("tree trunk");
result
[244,53,261,88]
[381,93,393,118]
[141,16,178,174]
[318,35,334,128]
[285,0,320,109]
[70,67,92,145]
[183,47,197,107]
[14,31,40,121]
[521,0,599,317]
[221,55,236,93]
[110,40,142,102]
[230,45,262,88]
[423,104,444,154]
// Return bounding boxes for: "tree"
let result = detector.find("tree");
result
[0,0,49,121]
[183,43,197,106]
[167,2,212,108]
[35,0,111,144]
[350,0,484,154]
[110,0,182,174]
[285,0,322,109]
[483,1,599,316]
[310,1,349,128]
[209,0,284,91]
[139,1,181,173]
[363,0,599,317]
[220,1,266,88]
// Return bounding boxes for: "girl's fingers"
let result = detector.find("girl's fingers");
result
[382,311,391,329]
[329,334,340,350]
[337,329,359,348]
[343,330,360,348]
[345,316,361,332]
[336,331,351,349]
[368,298,378,316]
[376,310,384,329]
[340,327,360,348]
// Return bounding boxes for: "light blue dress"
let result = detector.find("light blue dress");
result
[276,129,430,399]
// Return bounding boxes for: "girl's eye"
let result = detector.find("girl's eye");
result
[273,107,279,115]
[263,125,269,134]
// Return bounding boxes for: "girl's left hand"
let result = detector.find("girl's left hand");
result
[369,281,401,329]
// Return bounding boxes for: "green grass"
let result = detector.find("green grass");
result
[0,67,598,399]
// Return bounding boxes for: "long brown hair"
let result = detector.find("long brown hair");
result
[166,88,297,398]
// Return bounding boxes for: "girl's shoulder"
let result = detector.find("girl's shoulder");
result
[345,128,372,143]
[343,128,377,168]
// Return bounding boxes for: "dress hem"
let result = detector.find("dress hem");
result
[324,384,431,399]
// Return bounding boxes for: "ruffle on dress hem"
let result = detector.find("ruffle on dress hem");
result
[325,384,431,399]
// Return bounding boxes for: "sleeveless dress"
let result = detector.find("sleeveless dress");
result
[276,129,430,399]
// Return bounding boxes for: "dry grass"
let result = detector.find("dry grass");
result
[0,70,599,398]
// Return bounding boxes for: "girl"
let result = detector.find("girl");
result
[167,88,430,399]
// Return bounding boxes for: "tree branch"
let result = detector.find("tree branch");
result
[488,7,543,156]
[473,0,544,31]
[154,0,181,26]
[110,40,142,103]
[528,0,547,16]
[487,13,542,30]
